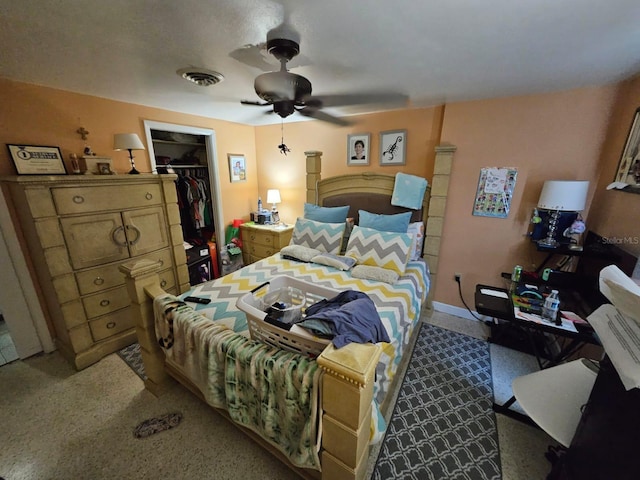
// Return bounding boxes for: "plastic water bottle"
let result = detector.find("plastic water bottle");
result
[257,196,263,212]
[542,290,560,323]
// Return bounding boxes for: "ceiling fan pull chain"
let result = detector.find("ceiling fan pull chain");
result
[278,120,290,155]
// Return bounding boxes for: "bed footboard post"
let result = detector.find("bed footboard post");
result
[120,260,172,395]
[317,343,382,480]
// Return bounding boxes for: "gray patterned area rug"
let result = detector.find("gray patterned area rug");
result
[373,323,501,480]
[117,343,147,380]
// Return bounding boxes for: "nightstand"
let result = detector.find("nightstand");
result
[239,223,293,264]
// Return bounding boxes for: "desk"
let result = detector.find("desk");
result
[476,283,599,369]
[475,283,601,423]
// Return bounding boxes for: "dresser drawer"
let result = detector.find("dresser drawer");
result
[246,242,277,259]
[83,286,131,319]
[52,184,162,214]
[75,249,173,295]
[244,229,276,248]
[89,308,134,342]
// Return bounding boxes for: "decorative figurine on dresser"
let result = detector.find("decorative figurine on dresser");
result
[0,174,190,369]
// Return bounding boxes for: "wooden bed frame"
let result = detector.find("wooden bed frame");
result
[121,146,455,480]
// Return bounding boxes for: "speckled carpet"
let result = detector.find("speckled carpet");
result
[372,323,502,480]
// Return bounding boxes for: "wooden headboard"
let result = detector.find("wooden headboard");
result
[317,172,429,225]
[304,147,457,305]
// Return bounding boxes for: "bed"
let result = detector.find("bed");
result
[121,148,455,480]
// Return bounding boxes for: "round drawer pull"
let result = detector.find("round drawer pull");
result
[100,299,110,307]
[145,192,153,200]
[160,279,167,288]
[158,259,164,266]
[72,195,85,204]
[93,277,105,286]
[106,321,116,329]
[265,237,273,245]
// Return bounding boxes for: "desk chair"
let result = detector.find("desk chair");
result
[512,358,599,448]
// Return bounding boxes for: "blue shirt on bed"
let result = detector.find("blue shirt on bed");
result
[298,290,390,348]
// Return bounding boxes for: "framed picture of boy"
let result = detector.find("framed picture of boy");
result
[347,134,370,166]
[228,154,246,183]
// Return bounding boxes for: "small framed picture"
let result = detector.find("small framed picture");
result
[97,162,113,175]
[271,211,280,224]
[7,145,67,175]
[347,133,370,166]
[82,156,113,174]
[379,130,407,166]
[228,154,246,183]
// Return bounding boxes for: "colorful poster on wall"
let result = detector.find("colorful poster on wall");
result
[472,167,518,218]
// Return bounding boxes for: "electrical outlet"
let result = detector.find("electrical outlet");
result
[454,273,462,282]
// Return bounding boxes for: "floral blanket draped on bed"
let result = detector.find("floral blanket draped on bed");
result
[153,295,322,470]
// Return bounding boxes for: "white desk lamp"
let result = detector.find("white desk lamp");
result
[114,133,145,174]
[266,189,281,212]
[537,180,589,248]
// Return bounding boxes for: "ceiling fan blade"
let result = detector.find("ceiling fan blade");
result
[304,93,408,108]
[298,108,352,126]
[241,100,271,106]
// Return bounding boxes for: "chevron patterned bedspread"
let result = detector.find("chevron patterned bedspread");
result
[181,253,430,407]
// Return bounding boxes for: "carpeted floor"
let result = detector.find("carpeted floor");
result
[372,323,502,480]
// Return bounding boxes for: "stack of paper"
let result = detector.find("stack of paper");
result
[587,265,640,390]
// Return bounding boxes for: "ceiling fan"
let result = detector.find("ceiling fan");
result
[240,24,407,126]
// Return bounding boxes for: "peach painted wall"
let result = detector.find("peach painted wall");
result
[0,78,257,226]
[253,106,444,224]
[436,85,619,308]
[587,74,640,256]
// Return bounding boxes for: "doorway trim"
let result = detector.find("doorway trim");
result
[0,188,55,357]
[142,120,224,260]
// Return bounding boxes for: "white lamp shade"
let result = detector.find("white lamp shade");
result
[537,180,589,211]
[266,189,281,205]
[113,133,145,151]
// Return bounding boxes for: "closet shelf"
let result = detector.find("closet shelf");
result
[169,164,208,169]
[152,139,205,147]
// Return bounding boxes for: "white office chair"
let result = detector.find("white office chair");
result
[512,358,599,447]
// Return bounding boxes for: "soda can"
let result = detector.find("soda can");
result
[511,265,522,282]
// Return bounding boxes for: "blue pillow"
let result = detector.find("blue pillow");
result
[358,210,412,233]
[304,203,350,223]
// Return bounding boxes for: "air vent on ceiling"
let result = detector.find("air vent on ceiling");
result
[177,68,224,87]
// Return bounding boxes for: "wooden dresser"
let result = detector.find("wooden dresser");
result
[239,223,293,264]
[1,174,189,369]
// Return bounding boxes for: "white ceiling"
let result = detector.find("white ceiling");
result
[2,0,640,126]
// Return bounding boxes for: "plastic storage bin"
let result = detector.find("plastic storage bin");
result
[236,276,340,357]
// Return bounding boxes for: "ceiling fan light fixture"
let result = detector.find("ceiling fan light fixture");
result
[177,68,224,87]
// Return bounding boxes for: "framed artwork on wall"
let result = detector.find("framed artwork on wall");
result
[228,154,246,183]
[614,107,640,193]
[379,130,406,166]
[347,133,370,166]
[7,145,67,175]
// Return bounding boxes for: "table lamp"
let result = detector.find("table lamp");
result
[266,189,281,212]
[113,133,145,174]
[537,180,589,247]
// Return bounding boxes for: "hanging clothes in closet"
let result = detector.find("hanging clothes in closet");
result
[174,167,214,242]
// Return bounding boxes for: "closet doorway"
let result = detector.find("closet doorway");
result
[143,121,224,284]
